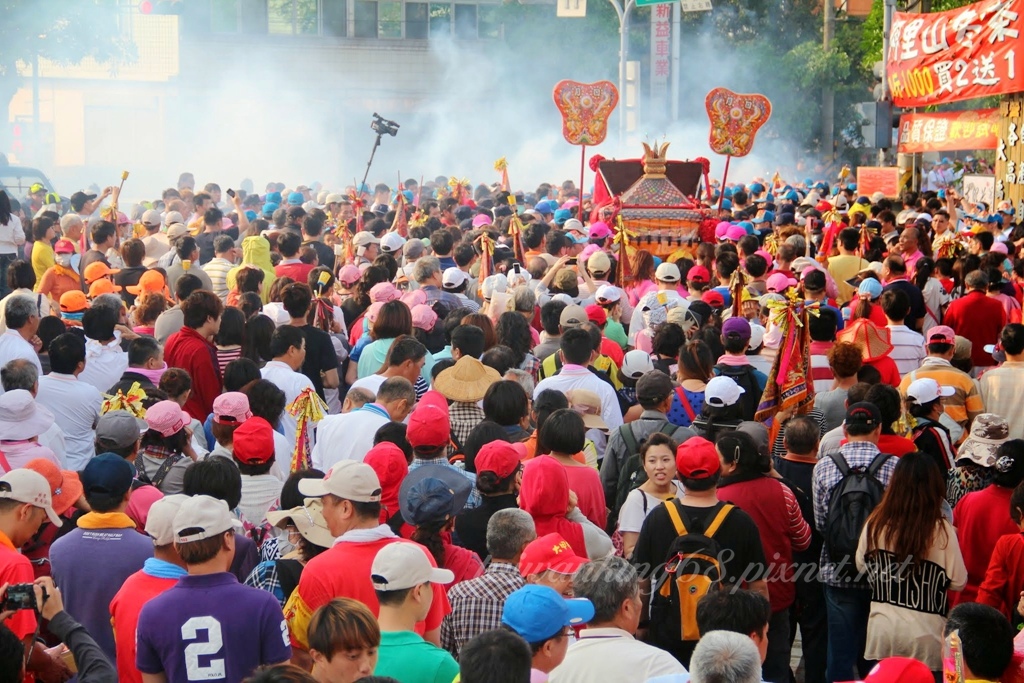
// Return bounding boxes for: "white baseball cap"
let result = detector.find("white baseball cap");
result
[173,495,236,543]
[380,232,406,253]
[620,350,655,380]
[371,542,455,591]
[595,284,622,304]
[442,267,469,289]
[299,461,382,503]
[0,469,62,527]
[145,494,190,546]
[704,376,745,408]
[906,377,955,405]
[655,262,681,283]
[352,231,381,247]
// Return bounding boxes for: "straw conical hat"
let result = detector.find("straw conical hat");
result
[434,356,501,403]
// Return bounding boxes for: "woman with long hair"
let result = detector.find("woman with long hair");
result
[131,291,167,336]
[356,300,415,379]
[461,312,497,351]
[495,311,541,382]
[215,306,246,376]
[137,399,201,495]
[716,429,811,682]
[912,257,949,334]
[849,277,888,328]
[340,265,388,330]
[667,339,713,428]
[0,191,26,299]
[626,249,657,305]
[856,451,967,673]
[243,313,276,367]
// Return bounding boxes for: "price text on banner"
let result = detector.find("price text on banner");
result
[886,0,1024,107]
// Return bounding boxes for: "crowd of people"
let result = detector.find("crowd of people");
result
[0,170,1023,683]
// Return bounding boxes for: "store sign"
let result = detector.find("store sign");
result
[897,109,999,152]
[886,0,1024,107]
[650,4,671,89]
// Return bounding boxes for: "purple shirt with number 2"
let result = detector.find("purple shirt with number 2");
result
[136,572,291,683]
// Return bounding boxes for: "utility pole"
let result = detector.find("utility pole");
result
[879,0,896,166]
[609,0,636,143]
[822,0,835,161]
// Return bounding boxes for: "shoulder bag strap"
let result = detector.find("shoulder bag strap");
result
[828,450,851,477]
[674,387,696,421]
[149,453,183,489]
[619,425,638,456]
[703,503,734,539]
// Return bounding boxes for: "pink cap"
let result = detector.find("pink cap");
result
[588,222,613,240]
[337,264,361,286]
[366,301,385,325]
[714,221,732,239]
[725,225,747,241]
[411,303,438,331]
[561,199,580,210]
[754,249,774,267]
[54,239,76,254]
[766,272,798,293]
[145,400,190,438]
[401,289,427,308]
[116,211,130,225]
[213,392,252,425]
[369,282,400,303]
[992,241,1009,254]
[472,214,493,228]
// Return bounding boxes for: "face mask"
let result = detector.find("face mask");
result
[57,255,72,267]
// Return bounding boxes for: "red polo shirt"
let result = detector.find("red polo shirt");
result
[944,290,1007,367]
[0,530,36,640]
[164,326,220,421]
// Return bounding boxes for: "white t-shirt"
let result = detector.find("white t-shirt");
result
[617,483,685,533]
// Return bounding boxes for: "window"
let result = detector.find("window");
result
[429,3,451,37]
[323,0,348,36]
[454,4,476,38]
[268,0,318,34]
[478,4,500,39]
[354,0,378,37]
[379,1,402,37]
[406,2,428,38]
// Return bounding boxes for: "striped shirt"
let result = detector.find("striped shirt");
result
[203,256,235,301]
[898,357,984,431]
[887,324,926,376]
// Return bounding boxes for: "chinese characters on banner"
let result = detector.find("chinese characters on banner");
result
[995,94,1024,206]
[886,0,1024,107]
[650,4,671,99]
[897,109,999,153]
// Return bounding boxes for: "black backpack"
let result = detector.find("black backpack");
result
[824,450,891,580]
[713,364,761,420]
[650,501,734,643]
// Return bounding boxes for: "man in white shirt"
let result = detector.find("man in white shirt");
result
[0,359,68,466]
[881,289,925,376]
[533,328,623,432]
[312,377,416,469]
[260,325,316,449]
[0,295,42,387]
[77,296,129,392]
[549,556,686,683]
[36,333,102,471]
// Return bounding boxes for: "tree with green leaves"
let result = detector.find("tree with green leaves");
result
[0,0,132,155]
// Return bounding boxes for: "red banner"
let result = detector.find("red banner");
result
[897,109,1000,152]
[886,0,1024,107]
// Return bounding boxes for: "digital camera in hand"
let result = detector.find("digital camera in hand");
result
[3,584,37,611]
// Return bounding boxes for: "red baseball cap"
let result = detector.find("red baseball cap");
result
[860,657,933,683]
[406,391,450,449]
[232,416,275,466]
[475,441,522,479]
[519,533,589,577]
[701,290,725,309]
[676,436,720,479]
[687,265,710,284]
[584,304,607,327]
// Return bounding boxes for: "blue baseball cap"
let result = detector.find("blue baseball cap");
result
[719,199,733,210]
[752,211,774,224]
[265,192,282,205]
[287,192,304,206]
[553,209,572,225]
[848,183,857,191]
[244,210,257,221]
[784,190,799,202]
[501,585,595,644]
[535,200,556,215]
[262,202,279,216]
[749,182,765,194]
[81,453,135,499]
[737,221,755,234]
[723,188,734,198]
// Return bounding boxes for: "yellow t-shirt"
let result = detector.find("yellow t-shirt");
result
[31,241,55,289]
[827,254,869,305]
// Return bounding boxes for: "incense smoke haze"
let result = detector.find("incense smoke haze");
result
[43,17,805,197]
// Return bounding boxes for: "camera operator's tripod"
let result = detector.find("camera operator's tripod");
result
[360,113,399,192]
